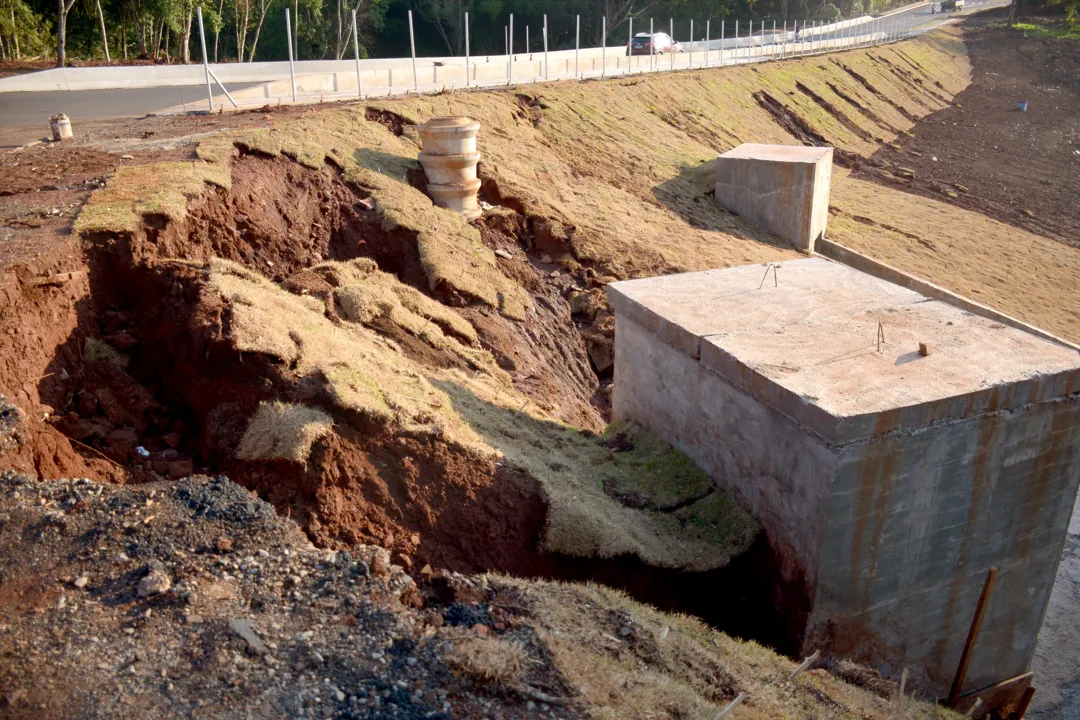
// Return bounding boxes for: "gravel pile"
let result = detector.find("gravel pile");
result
[0,471,582,719]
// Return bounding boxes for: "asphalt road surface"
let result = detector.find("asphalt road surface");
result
[0,83,257,146]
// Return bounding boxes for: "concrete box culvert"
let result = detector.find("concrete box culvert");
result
[418,116,483,220]
[606,257,1080,700]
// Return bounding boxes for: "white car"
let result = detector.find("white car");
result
[628,32,683,55]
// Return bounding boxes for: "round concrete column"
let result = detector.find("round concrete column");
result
[417,117,482,220]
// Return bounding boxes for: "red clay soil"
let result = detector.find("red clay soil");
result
[854,10,1080,246]
[0,139,605,571]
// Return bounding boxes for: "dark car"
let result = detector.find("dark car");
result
[627,32,682,55]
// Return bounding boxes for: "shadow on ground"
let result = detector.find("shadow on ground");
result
[652,159,792,251]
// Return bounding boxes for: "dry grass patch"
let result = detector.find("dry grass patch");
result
[502,576,961,720]
[202,258,502,453]
[307,259,507,379]
[829,170,1080,343]
[236,401,333,463]
[440,384,759,571]
[445,634,528,687]
[74,161,230,235]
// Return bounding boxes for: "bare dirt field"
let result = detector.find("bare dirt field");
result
[0,17,1076,719]
[854,10,1080,246]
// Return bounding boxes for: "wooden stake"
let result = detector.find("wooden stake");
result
[948,567,998,707]
[963,697,983,717]
[895,667,908,713]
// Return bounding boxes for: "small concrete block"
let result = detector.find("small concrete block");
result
[919,342,933,356]
[715,143,833,253]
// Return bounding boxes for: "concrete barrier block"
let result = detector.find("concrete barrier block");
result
[715,143,833,253]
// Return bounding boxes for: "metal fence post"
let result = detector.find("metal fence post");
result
[669,17,673,70]
[352,9,362,98]
[628,16,633,73]
[650,18,654,71]
[772,20,776,60]
[544,14,549,79]
[465,11,471,86]
[748,19,753,60]
[526,25,529,59]
[285,8,296,101]
[782,20,786,58]
[508,13,514,86]
[602,16,606,77]
[721,20,725,66]
[705,20,710,67]
[689,19,694,69]
[734,20,738,62]
[540,15,548,78]
[407,9,418,92]
[196,7,213,113]
[575,15,580,78]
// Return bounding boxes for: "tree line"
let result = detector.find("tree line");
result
[0,0,901,68]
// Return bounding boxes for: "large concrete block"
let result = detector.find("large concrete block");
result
[608,257,1080,698]
[715,144,833,252]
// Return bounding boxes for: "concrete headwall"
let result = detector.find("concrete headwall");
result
[612,312,835,640]
[809,395,1080,693]
[609,257,1080,699]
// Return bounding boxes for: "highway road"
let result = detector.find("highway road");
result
[0,0,1002,146]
